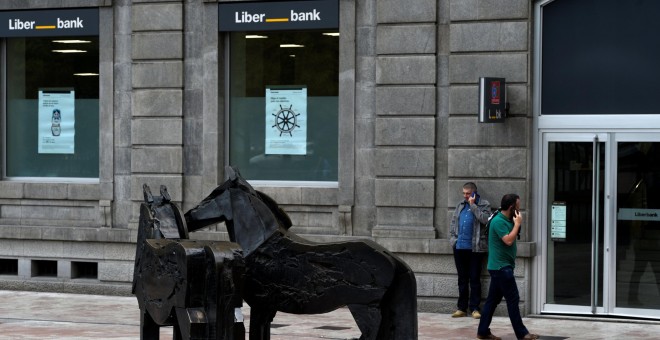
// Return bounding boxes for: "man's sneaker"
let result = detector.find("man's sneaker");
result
[476,333,501,340]
[451,310,467,318]
[519,334,540,340]
[471,310,481,319]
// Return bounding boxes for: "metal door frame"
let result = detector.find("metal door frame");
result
[536,132,611,316]
[609,133,660,319]
[535,132,660,319]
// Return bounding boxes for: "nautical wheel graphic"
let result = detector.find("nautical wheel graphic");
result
[272,105,300,137]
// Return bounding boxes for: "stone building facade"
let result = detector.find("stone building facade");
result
[0,0,535,315]
[3,0,659,320]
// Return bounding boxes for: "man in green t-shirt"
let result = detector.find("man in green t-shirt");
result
[476,194,539,340]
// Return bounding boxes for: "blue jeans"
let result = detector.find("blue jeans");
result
[453,248,484,312]
[477,266,529,339]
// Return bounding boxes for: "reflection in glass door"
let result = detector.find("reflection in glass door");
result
[616,142,660,311]
[541,134,660,318]
[545,138,604,312]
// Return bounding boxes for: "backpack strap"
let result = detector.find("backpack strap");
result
[484,209,500,236]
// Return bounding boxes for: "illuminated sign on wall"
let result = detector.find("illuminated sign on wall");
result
[479,77,507,123]
[0,8,98,37]
[219,0,338,31]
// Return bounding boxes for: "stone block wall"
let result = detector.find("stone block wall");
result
[370,0,438,240]
[129,0,184,227]
[359,0,533,313]
[445,0,531,216]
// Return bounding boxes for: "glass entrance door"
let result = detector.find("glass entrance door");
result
[543,134,606,314]
[613,136,660,318]
[541,133,660,318]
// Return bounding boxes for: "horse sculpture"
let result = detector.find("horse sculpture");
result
[132,184,245,340]
[184,167,418,340]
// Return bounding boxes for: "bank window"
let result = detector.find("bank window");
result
[4,35,99,178]
[228,30,339,182]
[1,8,99,179]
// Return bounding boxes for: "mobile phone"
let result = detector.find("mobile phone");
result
[471,192,479,201]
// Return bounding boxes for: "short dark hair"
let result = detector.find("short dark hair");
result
[500,193,520,211]
[463,182,477,192]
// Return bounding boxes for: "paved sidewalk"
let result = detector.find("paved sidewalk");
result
[0,290,659,339]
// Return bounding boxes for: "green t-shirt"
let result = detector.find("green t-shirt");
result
[487,212,517,270]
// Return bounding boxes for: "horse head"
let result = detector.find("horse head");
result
[133,184,188,294]
[141,184,188,239]
[185,166,292,256]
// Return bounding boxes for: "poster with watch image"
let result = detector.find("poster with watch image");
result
[38,89,75,154]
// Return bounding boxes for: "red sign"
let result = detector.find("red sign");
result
[491,81,500,105]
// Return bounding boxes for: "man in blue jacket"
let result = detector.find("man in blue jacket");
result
[449,182,491,319]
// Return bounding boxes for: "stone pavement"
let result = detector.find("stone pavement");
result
[0,290,660,339]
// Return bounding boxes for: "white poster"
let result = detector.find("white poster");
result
[265,87,307,155]
[38,90,75,154]
[551,202,567,241]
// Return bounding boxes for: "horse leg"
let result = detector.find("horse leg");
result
[347,304,381,340]
[248,307,276,340]
[172,321,184,340]
[140,310,160,340]
[377,266,418,340]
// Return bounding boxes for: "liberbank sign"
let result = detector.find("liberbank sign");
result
[219,0,338,31]
[0,8,98,37]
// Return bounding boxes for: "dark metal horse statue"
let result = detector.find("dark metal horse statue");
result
[133,184,245,340]
[184,167,418,340]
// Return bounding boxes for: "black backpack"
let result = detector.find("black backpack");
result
[477,209,499,251]
[483,209,500,237]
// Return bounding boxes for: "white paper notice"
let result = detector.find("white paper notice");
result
[265,87,307,155]
[551,203,567,240]
[38,90,75,154]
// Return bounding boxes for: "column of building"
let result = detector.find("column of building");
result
[371,0,438,242]
[129,0,185,223]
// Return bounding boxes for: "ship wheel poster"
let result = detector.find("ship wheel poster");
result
[265,86,307,155]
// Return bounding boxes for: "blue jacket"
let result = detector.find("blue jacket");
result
[449,198,491,252]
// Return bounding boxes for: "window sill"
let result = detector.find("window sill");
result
[0,181,104,201]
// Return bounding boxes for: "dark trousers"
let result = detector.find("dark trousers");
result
[453,248,484,312]
[477,266,529,339]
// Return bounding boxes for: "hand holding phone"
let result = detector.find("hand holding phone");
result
[512,209,522,224]
[513,209,522,239]
[469,191,478,204]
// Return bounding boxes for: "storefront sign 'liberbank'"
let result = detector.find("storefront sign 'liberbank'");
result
[219,0,338,31]
[0,8,98,37]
